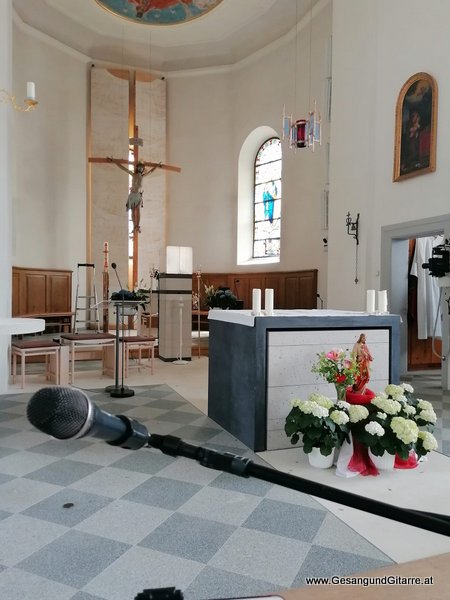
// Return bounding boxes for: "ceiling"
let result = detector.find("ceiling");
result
[12,0,315,73]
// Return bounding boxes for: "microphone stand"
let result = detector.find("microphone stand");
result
[105,262,134,398]
[143,432,450,538]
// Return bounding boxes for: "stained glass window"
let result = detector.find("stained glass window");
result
[253,138,282,258]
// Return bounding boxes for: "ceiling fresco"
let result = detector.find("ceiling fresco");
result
[95,0,224,25]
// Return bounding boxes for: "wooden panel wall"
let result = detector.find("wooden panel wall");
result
[12,267,72,316]
[195,270,318,310]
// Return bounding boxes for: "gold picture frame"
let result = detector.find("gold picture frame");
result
[393,72,437,182]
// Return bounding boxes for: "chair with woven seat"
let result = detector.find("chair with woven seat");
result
[11,339,61,389]
[120,335,156,376]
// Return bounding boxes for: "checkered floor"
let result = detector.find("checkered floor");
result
[0,384,392,600]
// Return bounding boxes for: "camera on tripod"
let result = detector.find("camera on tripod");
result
[422,240,450,277]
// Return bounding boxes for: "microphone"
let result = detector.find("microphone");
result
[111,262,124,290]
[26,387,149,450]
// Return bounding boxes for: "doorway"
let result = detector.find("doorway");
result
[380,214,450,389]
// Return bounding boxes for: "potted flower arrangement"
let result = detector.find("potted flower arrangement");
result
[284,393,351,467]
[351,383,438,468]
[204,284,239,310]
[311,348,359,401]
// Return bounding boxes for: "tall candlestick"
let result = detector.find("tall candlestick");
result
[252,288,261,316]
[366,290,375,313]
[264,288,274,315]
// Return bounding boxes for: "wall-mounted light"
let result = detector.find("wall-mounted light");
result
[345,212,360,284]
[346,211,359,245]
[0,82,38,112]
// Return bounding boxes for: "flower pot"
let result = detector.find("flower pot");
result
[308,447,335,469]
[368,449,395,471]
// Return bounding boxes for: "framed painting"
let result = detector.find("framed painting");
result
[393,72,437,182]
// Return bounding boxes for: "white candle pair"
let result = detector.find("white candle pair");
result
[252,288,274,316]
[366,289,388,313]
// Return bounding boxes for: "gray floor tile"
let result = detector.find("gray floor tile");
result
[242,498,327,543]
[69,466,150,498]
[0,412,21,423]
[0,430,50,450]
[0,425,20,436]
[146,419,189,435]
[0,568,76,600]
[25,438,95,457]
[139,512,236,562]
[170,424,221,443]
[75,499,172,544]
[0,514,67,567]
[209,527,311,586]
[148,399,187,410]
[123,476,202,510]
[25,459,101,486]
[184,565,278,600]
[292,545,392,586]
[18,530,130,588]
[208,471,273,497]
[265,485,325,509]
[0,446,19,459]
[0,449,59,476]
[70,593,105,600]
[179,485,263,526]
[156,456,222,486]
[312,513,392,561]
[151,410,200,424]
[0,477,61,513]
[110,448,175,474]
[65,443,132,466]
[83,546,204,600]
[22,488,112,527]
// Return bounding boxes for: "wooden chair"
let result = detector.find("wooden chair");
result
[120,335,156,376]
[11,339,61,389]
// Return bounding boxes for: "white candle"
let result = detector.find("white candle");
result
[366,290,375,313]
[26,81,35,100]
[252,288,261,316]
[264,288,274,315]
[378,290,388,314]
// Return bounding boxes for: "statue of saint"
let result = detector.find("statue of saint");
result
[352,333,373,394]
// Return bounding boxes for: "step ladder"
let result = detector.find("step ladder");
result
[74,263,100,333]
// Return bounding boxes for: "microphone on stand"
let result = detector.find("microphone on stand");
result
[27,387,148,449]
[111,262,124,291]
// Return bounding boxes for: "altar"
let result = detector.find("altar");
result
[208,309,401,452]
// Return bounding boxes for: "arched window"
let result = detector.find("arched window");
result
[253,138,282,258]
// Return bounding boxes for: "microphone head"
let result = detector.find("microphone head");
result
[27,387,90,439]
[111,262,117,269]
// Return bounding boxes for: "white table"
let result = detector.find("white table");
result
[0,317,45,335]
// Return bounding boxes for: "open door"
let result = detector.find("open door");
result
[407,238,442,370]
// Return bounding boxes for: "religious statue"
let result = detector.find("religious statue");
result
[107,158,160,233]
[352,333,373,394]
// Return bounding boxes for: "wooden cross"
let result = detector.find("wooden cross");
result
[89,124,180,288]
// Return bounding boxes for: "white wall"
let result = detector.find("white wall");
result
[12,21,88,275]
[329,0,450,310]
[166,1,332,302]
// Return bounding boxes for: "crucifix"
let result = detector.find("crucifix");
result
[88,68,181,291]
